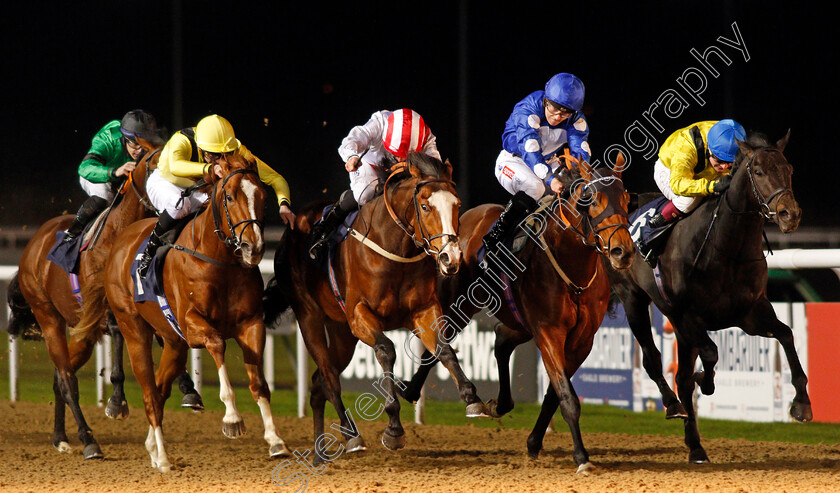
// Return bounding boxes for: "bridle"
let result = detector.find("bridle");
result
[382,163,459,259]
[738,147,794,221]
[210,168,264,255]
[561,171,630,256]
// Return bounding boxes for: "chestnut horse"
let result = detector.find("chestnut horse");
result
[606,131,810,463]
[8,136,162,459]
[398,157,636,472]
[266,153,484,462]
[101,154,290,472]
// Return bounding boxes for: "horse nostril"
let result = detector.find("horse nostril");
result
[610,247,624,258]
[440,252,451,267]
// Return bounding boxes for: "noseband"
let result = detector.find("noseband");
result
[383,164,459,259]
[210,168,264,254]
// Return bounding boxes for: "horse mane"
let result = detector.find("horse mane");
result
[386,152,448,186]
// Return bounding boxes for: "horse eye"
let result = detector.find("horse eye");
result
[226,194,234,201]
[421,204,430,212]
[755,169,764,176]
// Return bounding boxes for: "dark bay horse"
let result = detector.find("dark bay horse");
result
[399,157,635,472]
[266,153,483,462]
[8,137,162,459]
[101,154,289,472]
[607,131,809,463]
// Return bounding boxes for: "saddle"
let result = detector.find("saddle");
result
[132,214,196,302]
[46,207,113,275]
[628,195,676,267]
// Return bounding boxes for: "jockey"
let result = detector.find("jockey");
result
[483,72,591,252]
[307,108,441,261]
[138,114,295,280]
[60,109,162,245]
[647,119,746,229]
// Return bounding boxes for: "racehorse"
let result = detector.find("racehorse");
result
[606,130,809,463]
[397,156,635,473]
[7,135,164,459]
[101,153,290,472]
[266,152,482,462]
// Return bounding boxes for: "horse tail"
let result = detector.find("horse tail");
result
[5,272,42,340]
[263,276,290,328]
[69,275,107,344]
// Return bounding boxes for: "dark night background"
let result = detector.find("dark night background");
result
[1,2,833,231]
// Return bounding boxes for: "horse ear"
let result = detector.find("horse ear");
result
[443,159,454,180]
[612,152,626,178]
[736,139,755,158]
[776,129,791,153]
[408,163,423,178]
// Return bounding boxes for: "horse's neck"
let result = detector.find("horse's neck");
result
[362,186,420,256]
[714,172,766,254]
[539,222,599,276]
[182,198,233,260]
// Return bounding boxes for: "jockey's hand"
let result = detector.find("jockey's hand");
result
[550,176,565,195]
[114,161,137,177]
[279,204,296,230]
[711,174,733,195]
[345,156,361,172]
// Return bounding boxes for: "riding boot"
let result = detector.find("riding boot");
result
[308,190,357,262]
[60,196,109,245]
[483,191,538,253]
[648,200,684,229]
[137,211,176,280]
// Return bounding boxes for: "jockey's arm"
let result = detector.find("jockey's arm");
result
[337,111,387,164]
[667,151,714,197]
[165,132,206,179]
[565,115,592,164]
[239,145,292,209]
[78,125,123,183]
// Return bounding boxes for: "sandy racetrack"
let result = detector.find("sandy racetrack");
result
[0,401,838,493]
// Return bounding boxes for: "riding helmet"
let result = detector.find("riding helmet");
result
[383,109,430,159]
[120,109,159,143]
[544,73,585,112]
[707,119,746,162]
[195,114,241,153]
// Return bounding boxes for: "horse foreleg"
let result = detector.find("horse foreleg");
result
[487,323,531,418]
[412,305,488,417]
[693,330,719,396]
[397,348,435,403]
[740,299,812,422]
[154,342,188,405]
[674,340,708,464]
[198,337,243,439]
[105,314,129,420]
[536,339,593,473]
[235,327,291,458]
[625,294,686,418]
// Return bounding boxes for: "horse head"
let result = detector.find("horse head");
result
[733,130,800,233]
[568,154,635,269]
[207,153,266,266]
[388,153,462,276]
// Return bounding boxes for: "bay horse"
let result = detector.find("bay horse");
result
[397,157,636,472]
[266,152,482,462]
[606,130,809,463]
[101,153,290,472]
[7,136,163,459]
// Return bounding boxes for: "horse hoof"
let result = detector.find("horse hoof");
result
[486,398,513,418]
[527,448,541,460]
[222,420,246,439]
[347,436,368,453]
[54,441,72,453]
[157,463,172,473]
[181,393,205,411]
[790,402,813,422]
[576,462,595,475]
[688,448,710,464]
[694,371,715,395]
[381,430,406,451]
[466,402,490,418]
[665,401,688,419]
[105,397,129,420]
[269,442,291,458]
[83,443,104,460]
